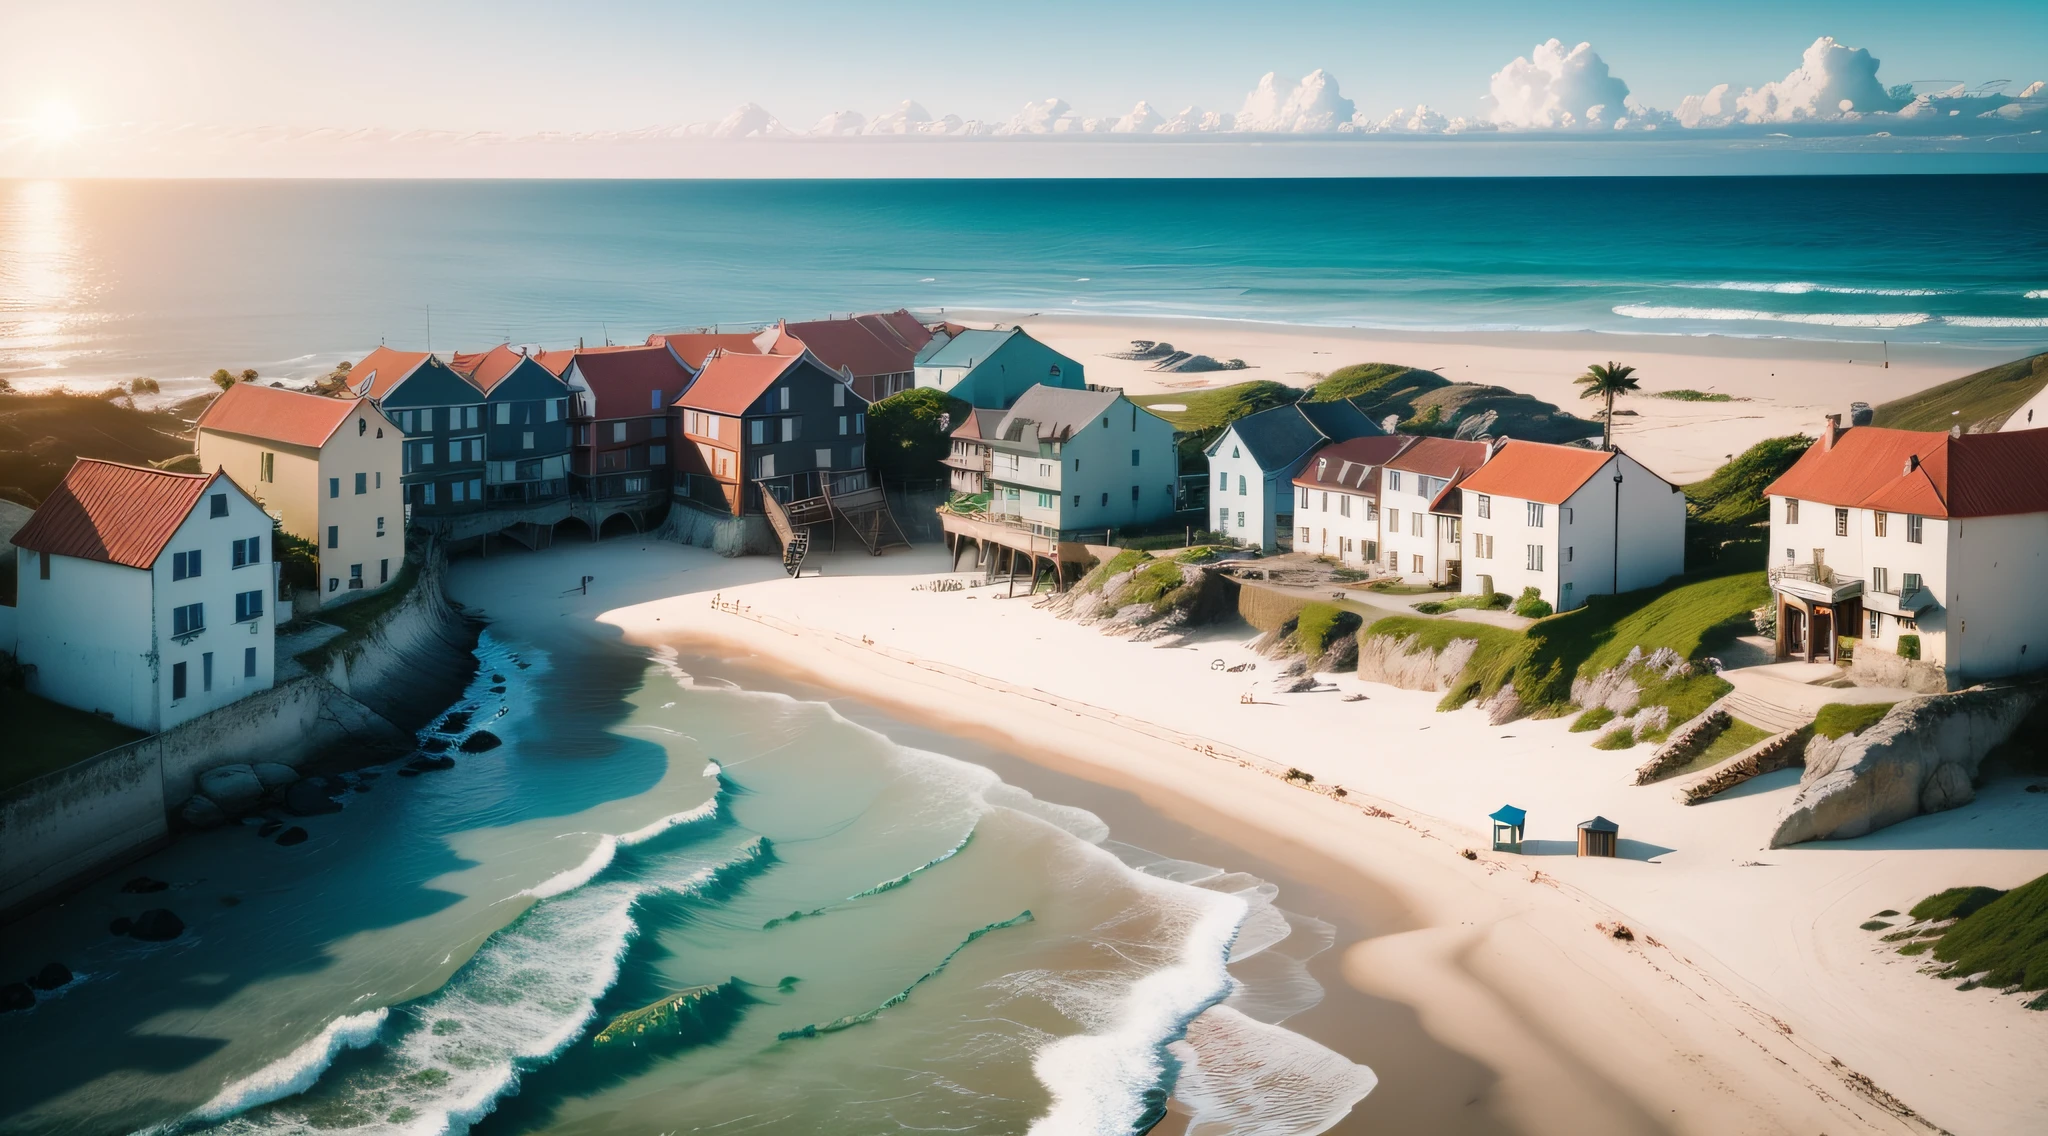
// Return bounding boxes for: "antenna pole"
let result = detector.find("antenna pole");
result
[426,305,432,353]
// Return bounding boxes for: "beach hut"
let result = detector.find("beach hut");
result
[1488,805,1526,853]
[1577,816,1619,858]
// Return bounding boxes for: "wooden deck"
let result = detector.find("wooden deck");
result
[937,509,1095,595]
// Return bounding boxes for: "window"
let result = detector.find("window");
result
[1298,487,1310,509]
[1219,507,1230,529]
[1906,514,1923,543]
[424,482,437,505]
[648,444,666,465]
[496,403,511,425]
[1527,544,1545,571]
[351,472,364,495]
[856,413,864,435]
[376,516,385,537]
[1411,513,1422,537]
[612,422,628,444]
[380,559,389,583]
[546,400,560,422]
[1387,507,1400,531]
[838,415,849,436]
[465,406,479,429]
[1834,507,1849,537]
[1074,495,1082,507]
[1131,485,1140,501]
[1231,446,1240,459]
[173,602,204,636]
[326,476,339,499]
[1526,501,1545,527]
[39,551,49,579]
[1130,448,1140,466]
[1300,526,1312,544]
[522,431,534,450]
[649,418,667,439]
[375,472,382,488]
[758,452,776,478]
[208,492,227,518]
[260,452,275,482]
[1476,534,1494,559]
[1339,495,1351,518]
[172,661,187,700]
[1036,491,1053,508]
[1387,550,1399,571]
[350,564,363,584]
[1237,511,1246,527]
[418,441,434,466]
[1218,471,1228,491]
[1875,511,1889,537]
[421,408,436,431]
[750,419,767,445]
[203,651,213,692]
[469,438,482,462]
[814,447,831,469]
[778,387,792,411]
[235,589,264,622]
[833,384,846,408]
[1785,498,1800,524]
[451,480,466,502]
[1872,567,1889,593]
[1237,475,1247,496]
[1476,493,1490,519]
[173,549,201,579]
[399,410,414,432]
[1903,572,1923,594]
[446,440,461,463]
[781,418,797,443]
[244,646,257,678]
[1388,471,1402,492]
[1870,611,1882,637]
[327,525,338,549]
[1320,491,1329,512]
[232,536,260,567]
[1412,554,1423,575]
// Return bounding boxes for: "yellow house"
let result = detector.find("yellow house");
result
[196,383,404,605]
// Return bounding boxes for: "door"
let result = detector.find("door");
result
[1783,606,1806,657]
[1813,609,1834,662]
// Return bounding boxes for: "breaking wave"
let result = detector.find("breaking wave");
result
[1613,304,1934,328]
[1683,280,1952,296]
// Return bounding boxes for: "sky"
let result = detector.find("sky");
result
[1,0,2044,175]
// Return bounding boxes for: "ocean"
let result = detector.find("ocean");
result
[2,176,2045,401]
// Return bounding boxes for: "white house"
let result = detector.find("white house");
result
[1206,400,1380,551]
[983,385,1180,536]
[12,459,276,732]
[1763,416,2048,686]
[1456,440,1686,612]
[1375,437,1495,588]
[195,383,405,604]
[1289,435,1417,566]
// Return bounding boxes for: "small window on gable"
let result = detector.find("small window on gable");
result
[358,418,366,436]
[1231,446,1240,459]
[1049,365,1061,378]
[210,493,228,518]
[651,389,663,410]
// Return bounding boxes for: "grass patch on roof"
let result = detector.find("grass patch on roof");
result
[1813,701,1896,740]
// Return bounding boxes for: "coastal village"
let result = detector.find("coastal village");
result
[5,311,2048,1132]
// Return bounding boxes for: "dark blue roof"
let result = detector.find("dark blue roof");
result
[1489,805,1526,827]
[1577,816,1619,833]
[1213,399,1383,469]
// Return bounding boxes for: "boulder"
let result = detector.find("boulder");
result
[250,763,300,790]
[459,731,501,753]
[419,737,451,753]
[198,765,265,813]
[178,795,227,830]
[108,917,133,936]
[129,909,185,941]
[283,778,345,816]
[1771,684,2038,847]
[257,820,283,838]
[28,962,72,990]
[439,711,472,733]
[275,827,309,847]
[0,983,33,1013]
[121,876,169,894]
[1480,684,1525,726]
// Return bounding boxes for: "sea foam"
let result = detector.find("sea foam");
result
[1613,304,1934,328]
[154,1008,390,1132]
[522,836,618,899]
[1171,1005,1377,1136]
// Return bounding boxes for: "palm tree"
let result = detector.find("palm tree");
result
[1575,361,1640,450]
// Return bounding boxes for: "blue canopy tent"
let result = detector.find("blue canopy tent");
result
[1489,805,1526,852]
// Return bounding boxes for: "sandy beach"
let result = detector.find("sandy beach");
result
[955,313,2017,483]
[429,535,2048,1135]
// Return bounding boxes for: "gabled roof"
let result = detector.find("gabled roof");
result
[1216,400,1380,470]
[781,310,933,378]
[1295,399,1380,441]
[13,459,230,570]
[565,345,696,420]
[992,384,1124,446]
[949,408,996,441]
[1293,435,1416,491]
[1457,440,1617,505]
[676,350,816,417]
[919,327,1017,369]
[348,347,451,400]
[648,330,776,370]
[447,344,557,393]
[1762,425,2048,519]
[531,344,641,378]
[1384,436,1492,482]
[196,383,368,449]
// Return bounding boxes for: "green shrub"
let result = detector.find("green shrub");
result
[1571,707,1616,733]
[1511,587,1552,619]
[1897,633,1921,661]
[1928,875,2048,989]
[1860,921,1893,931]
[1295,602,1348,657]
[1813,701,1895,740]
[1594,727,1638,750]
[1654,389,1734,402]
[1124,559,1184,608]
[1912,885,2009,923]
[867,388,972,485]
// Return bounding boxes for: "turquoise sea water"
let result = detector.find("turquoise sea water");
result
[2,176,2044,399]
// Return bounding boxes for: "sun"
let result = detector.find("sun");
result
[30,100,82,143]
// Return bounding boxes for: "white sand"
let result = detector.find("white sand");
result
[955,313,2010,483]
[445,539,2048,1135]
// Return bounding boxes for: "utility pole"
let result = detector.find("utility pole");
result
[1612,471,1624,596]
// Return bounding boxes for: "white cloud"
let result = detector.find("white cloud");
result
[1484,40,1633,129]
[1681,37,1907,126]
[811,110,864,136]
[1157,105,1234,133]
[1111,101,1165,134]
[862,101,931,135]
[1362,105,1449,134]
[1235,70,1354,132]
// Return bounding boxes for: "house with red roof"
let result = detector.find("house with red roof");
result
[12,460,276,731]
[1457,439,1684,612]
[673,348,872,516]
[346,347,490,516]
[196,384,404,605]
[1763,415,2048,685]
[774,310,933,402]
[1376,437,1496,587]
[558,344,697,502]
[1289,435,1416,565]
[447,345,574,505]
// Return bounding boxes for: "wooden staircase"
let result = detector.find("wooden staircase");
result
[758,488,811,578]
[755,472,911,576]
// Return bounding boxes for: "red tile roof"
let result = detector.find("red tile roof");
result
[448,344,535,393]
[949,408,996,441]
[648,331,776,370]
[12,459,227,570]
[1383,436,1492,481]
[676,350,808,417]
[531,344,639,378]
[1293,435,1415,491]
[566,344,695,419]
[1765,425,2048,519]
[1456,440,1617,505]
[348,346,433,399]
[780,310,932,379]
[195,383,368,449]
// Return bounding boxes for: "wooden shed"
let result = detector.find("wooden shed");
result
[1489,805,1526,853]
[1577,816,1619,858]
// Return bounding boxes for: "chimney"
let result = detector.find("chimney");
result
[1822,414,1842,451]
[1904,454,1920,475]
[1951,424,1964,439]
